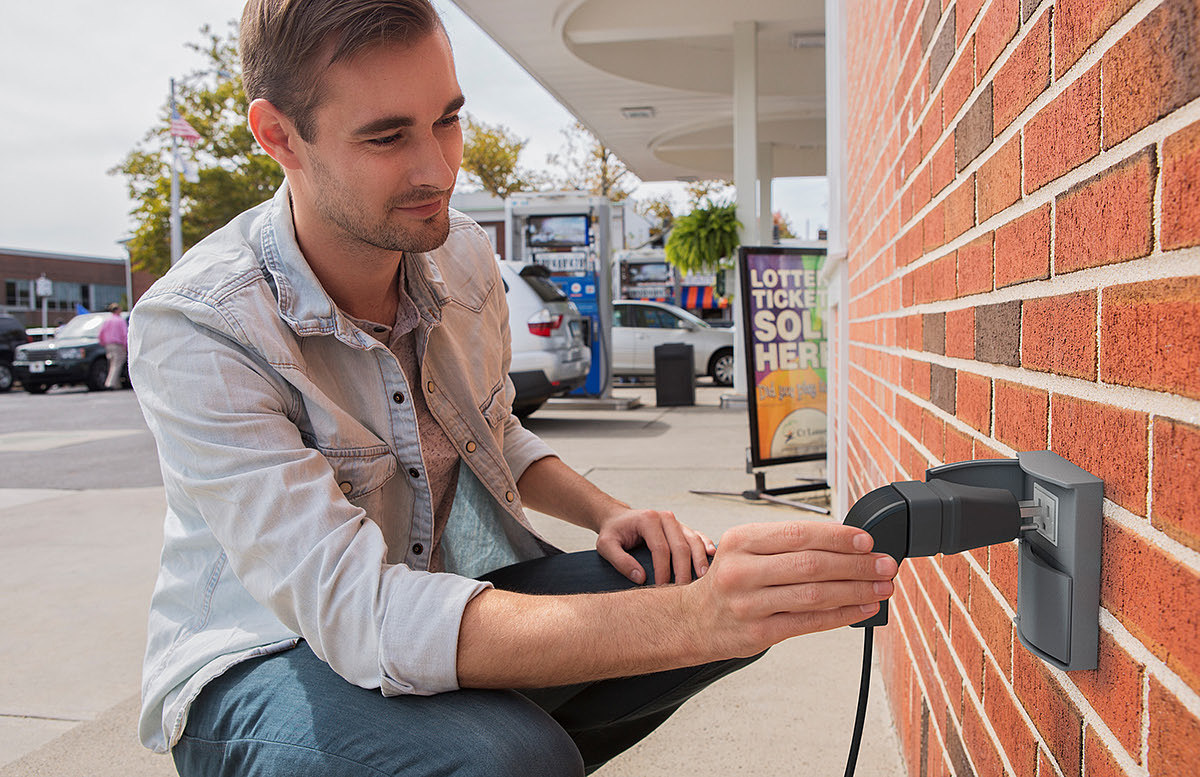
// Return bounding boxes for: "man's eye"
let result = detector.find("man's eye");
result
[367,133,402,146]
[438,114,461,127]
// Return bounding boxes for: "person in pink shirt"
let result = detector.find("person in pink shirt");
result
[97,303,128,390]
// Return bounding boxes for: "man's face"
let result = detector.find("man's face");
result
[293,30,465,255]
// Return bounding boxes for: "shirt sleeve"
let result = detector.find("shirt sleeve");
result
[130,294,491,696]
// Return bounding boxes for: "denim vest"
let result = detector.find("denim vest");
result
[130,183,558,752]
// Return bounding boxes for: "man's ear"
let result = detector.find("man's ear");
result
[248,98,304,170]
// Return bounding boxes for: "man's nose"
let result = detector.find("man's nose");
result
[406,132,458,192]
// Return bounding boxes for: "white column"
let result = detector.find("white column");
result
[823,0,850,516]
[731,20,758,399]
[758,142,774,243]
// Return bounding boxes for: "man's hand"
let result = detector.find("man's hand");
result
[687,520,898,659]
[595,508,717,586]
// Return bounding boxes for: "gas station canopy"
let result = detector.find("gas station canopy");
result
[447,0,827,183]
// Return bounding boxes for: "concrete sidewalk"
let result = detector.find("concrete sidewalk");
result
[0,385,903,776]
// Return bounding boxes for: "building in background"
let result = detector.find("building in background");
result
[0,248,155,329]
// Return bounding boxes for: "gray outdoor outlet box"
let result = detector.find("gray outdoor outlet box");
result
[924,452,1103,671]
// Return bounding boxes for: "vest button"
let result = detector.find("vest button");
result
[408,467,420,479]
[426,380,435,394]
[465,441,476,453]
[392,392,404,404]
[412,543,424,555]
[505,491,515,503]
[339,481,352,494]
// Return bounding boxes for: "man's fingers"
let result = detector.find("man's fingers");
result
[596,536,646,584]
[723,520,873,556]
[747,579,894,617]
[739,549,898,588]
[659,517,694,585]
[763,602,884,643]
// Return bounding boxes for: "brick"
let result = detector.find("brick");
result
[957,0,985,43]
[1073,630,1145,758]
[924,312,946,354]
[975,300,1021,366]
[931,253,956,301]
[932,136,956,194]
[945,423,973,462]
[1021,0,1039,23]
[1021,290,1098,380]
[943,39,975,127]
[913,358,932,400]
[970,574,1013,676]
[945,307,975,358]
[945,720,975,777]
[1100,277,1200,399]
[1023,65,1101,192]
[924,410,946,459]
[1102,0,1200,148]
[991,542,1018,608]
[1013,644,1083,777]
[1056,0,1139,77]
[923,94,945,156]
[1055,147,1157,274]
[1153,419,1200,552]
[914,160,933,211]
[898,223,923,266]
[983,661,1038,775]
[930,7,956,88]
[956,372,991,434]
[1084,728,1134,777]
[931,364,956,413]
[922,0,943,50]
[993,380,1048,451]
[1162,120,1200,249]
[924,205,946,251]
[975,0,1020,79]
[956,84,993,172]
[961,692,1006,777]
[1106,520,1200,691]
[943,551,970,604]
[993,9,1051,134]
[976,135,1020,221]
[956,232,993,296]
[1149,677,1200,777]
[994,203,1051,287]
[1051,395,1148,515]
[943,176,975,241]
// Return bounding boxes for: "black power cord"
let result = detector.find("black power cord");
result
[843,626,874,777]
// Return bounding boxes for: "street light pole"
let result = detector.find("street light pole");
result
[169,78,183,266]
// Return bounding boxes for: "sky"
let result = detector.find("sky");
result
[0,1,828,261]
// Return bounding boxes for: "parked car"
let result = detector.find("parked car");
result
[0,314,34,392]
[11,312,129,393]
[611,300,735,386]
[500,262,591,417]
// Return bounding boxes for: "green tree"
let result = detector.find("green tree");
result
[110,24,283,277]
[545,121,638,201]
[635,193,675,243]
[773,210,797,240]
[459,115,543,198]
[683,179,733,207]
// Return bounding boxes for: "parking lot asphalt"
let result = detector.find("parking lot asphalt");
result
[0,383,904,776]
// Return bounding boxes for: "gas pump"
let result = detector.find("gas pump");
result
[506,193,614,398]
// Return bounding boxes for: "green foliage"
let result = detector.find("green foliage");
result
[545,121,638,201]
[110,24,283,277]
[459,115,544,198]
[635,194,675,242]
[664,201,742,274]
[683,179,733,208]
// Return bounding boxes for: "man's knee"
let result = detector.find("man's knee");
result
[451,698,585,777]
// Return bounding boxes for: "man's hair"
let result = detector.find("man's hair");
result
[240,0,444,141]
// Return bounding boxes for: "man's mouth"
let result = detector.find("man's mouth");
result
[393,197,446,219]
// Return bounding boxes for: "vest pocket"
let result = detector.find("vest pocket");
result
[478,378,509,429]
[310,444,397,502]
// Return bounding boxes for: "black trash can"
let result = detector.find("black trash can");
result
[653,343,695,407]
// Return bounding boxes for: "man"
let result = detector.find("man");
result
[97,303,127,389]
[130,2,898,775]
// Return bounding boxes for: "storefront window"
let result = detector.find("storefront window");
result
[5,279,32,308]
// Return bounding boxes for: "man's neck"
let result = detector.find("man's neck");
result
[290,195,402,325]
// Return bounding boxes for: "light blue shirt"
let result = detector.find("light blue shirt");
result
[130,183,558,752]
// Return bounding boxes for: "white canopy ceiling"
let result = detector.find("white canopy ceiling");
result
[447,0,827,183]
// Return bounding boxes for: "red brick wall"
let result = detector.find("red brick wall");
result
[841,1,1200,774]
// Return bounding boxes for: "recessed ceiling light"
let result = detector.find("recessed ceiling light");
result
[790,32,824,49]
[620,106,656,119]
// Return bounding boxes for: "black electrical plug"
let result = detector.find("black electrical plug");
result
[844,479,1021,627]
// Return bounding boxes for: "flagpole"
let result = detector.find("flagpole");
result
[169,77,183,266]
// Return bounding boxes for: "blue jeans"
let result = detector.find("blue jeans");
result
[173,548,762,776]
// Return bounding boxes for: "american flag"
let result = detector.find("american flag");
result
[169,110,202,146]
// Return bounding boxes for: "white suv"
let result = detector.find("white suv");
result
[611,300,735,386]
[500,262,591,417]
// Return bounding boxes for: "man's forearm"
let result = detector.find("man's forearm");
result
[517,455,627,532]
[456,584,702,688]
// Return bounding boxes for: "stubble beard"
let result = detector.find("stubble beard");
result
[310,155,453,255]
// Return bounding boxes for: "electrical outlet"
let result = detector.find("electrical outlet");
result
[1031,482,1059,545]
